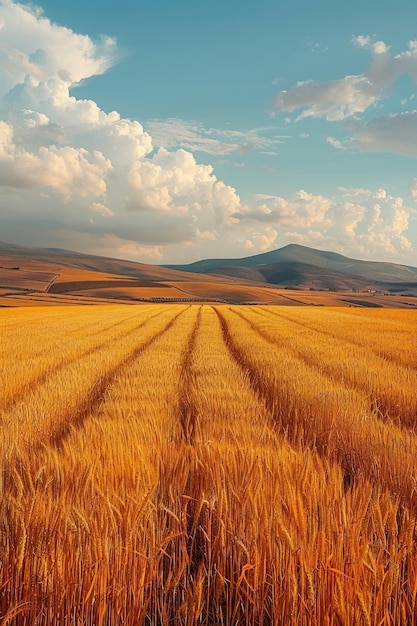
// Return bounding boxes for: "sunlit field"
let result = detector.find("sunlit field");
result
[1,304,417,625]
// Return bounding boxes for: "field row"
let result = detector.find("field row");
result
[1,304,416,625]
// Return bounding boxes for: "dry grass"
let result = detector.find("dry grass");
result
[0,304,416,625]
[239,306,417,429]
[265,305,417,368]
[74,285,194,300]
[168,281,301,304]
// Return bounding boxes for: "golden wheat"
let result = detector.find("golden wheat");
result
[0,304,416,625]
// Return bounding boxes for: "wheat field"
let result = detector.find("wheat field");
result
[1,304,416,625]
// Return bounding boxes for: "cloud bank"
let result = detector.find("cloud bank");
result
[0,2,415,263]
[234,188,414,259]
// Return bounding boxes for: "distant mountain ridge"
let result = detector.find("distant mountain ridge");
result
[165,243,417,292]
[1,240,417,296]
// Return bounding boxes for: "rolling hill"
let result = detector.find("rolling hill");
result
[0,241,300,306]
[0,241,206,283]
[166,243,417,292]
[1,241,416,307]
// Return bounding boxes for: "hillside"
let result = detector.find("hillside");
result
[166,243,417,292]
[0,241,207,283]
[0,241,295,306]
[209,261,376,291]
[1,241,416,307]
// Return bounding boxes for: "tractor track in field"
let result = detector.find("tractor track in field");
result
[43,307,189,452]
[0,308,175,417]
[169,305,218,590]
[177,305,203,445]
[82,308,162,338]
[228,306,417,431]
[214,306,417,502]
[257,306,417,372]
[7,309,146,339]
[213,307,279,422]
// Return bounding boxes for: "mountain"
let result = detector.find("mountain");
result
[165,243,417,292]
[1,241,417,306]
[1,240,299,306]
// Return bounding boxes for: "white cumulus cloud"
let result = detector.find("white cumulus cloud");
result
[233,186,414,260]
[234,190,334,229]
[274,38,417,122]
[0,2,415,264]
[0,120,112,195]
[274,76,379,121]
[0,0,249,260]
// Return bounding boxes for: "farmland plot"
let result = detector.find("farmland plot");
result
[0,304,416,625]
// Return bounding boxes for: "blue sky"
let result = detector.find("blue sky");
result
[0,0,417,264]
